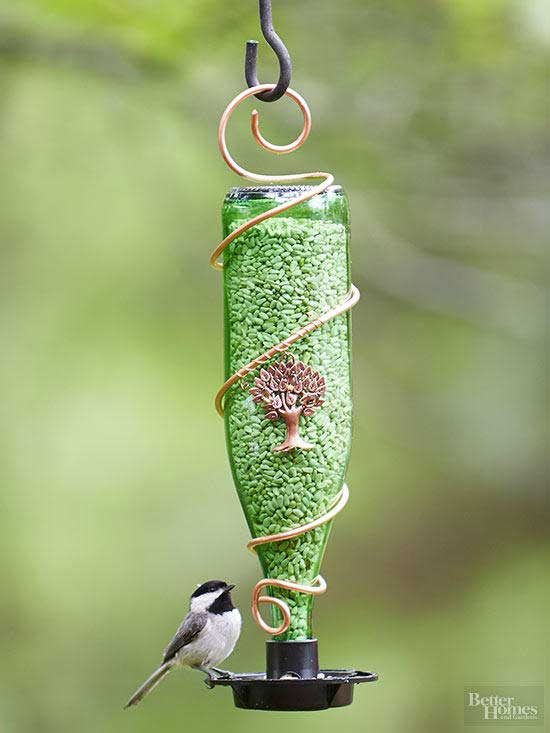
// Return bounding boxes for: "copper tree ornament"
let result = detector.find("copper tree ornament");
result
[249,358,326,452]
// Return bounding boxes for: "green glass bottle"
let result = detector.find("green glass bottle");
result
[222,185,352,640]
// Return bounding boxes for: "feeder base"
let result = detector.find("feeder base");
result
[209,669,378,711]
[209,639,376,711]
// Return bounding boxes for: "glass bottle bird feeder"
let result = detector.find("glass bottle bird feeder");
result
[222,185,352,640]
[206,1,377,711]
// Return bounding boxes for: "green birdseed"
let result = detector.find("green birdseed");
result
[222,188,352,640]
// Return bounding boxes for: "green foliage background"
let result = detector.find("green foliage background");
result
[0,1,547,731]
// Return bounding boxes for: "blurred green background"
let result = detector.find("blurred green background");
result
[0,1,548,731]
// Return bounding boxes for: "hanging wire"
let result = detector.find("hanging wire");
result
[245,0,292,102]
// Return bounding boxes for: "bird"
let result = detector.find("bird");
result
[125,580,241,708]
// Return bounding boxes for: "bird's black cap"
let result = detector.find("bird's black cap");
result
[191,580,233,598]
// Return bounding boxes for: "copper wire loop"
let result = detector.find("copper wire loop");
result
[214,84,359,635]
[249,485,349,635]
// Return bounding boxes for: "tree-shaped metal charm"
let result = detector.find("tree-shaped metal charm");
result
[250,358,326,452]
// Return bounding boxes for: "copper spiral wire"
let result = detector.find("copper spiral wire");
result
[247,485,349,635]
[214,285,360,418]
[213,83,359,635]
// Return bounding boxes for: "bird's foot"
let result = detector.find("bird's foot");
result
[192,665,234,687]
[192,665,217,688]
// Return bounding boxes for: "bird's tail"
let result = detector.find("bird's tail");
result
[125,663,172,708]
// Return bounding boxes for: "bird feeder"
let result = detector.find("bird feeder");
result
[207,1,377,712]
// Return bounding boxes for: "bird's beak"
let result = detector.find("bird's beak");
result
[226,583,235,591]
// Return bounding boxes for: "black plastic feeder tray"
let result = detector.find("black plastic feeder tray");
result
[209,640,378,711]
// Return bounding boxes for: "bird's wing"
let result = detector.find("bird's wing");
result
[162,611,208,663]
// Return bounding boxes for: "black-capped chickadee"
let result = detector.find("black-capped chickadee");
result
[125,580,241,708]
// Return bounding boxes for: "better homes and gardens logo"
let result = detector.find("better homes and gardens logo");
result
[464,686,544,726]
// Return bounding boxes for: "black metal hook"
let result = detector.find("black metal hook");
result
[245,0,292,103]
